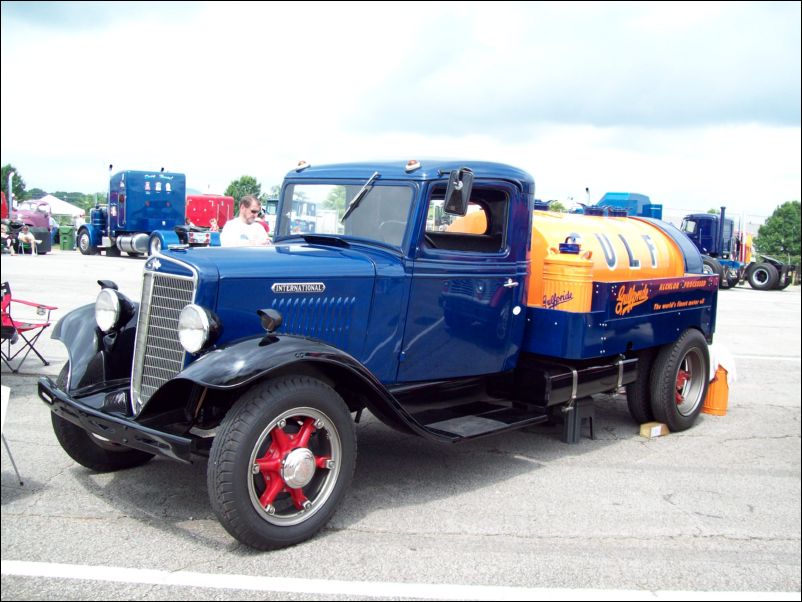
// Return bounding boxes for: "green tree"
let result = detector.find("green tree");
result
[1,164,27,202]
[225,176,262,203]
[322,187,346,219]
[549,201,567,213]
[707,208,720,214]
[28,187,47,200]
[754,201,801,269]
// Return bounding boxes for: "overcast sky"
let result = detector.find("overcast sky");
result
[1,1,799,219]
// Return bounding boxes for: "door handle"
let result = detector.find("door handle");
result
[503,278,519,288]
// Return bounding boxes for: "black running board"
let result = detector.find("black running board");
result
[408,401,550,442]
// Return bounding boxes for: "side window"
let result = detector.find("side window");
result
[426,200,488,235]
[424,188,508,253]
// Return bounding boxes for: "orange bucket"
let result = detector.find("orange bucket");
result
[702,365,729,416]
[541,243,593,312]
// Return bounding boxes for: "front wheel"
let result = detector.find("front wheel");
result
[702,257,723,288]
[149,235,162,256]
[50,364,154,471]
[208,376,356,550]
[649,330,709,432]
[77,229,97,255]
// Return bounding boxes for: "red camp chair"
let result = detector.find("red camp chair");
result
[1,282,57,373]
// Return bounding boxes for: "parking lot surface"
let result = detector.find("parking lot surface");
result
[1,249,800,599]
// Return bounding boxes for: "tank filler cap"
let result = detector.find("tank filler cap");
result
[558,235,581,254]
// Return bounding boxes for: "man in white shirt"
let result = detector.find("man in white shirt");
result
[220,195,272,247]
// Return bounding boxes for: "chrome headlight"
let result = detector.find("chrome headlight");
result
[95,289,121,332]
[178,304,212,353]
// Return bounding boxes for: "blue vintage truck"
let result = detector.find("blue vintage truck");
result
[77,169,217,257]
[39,160,718,550]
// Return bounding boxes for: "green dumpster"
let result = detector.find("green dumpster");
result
[59,225,76,250]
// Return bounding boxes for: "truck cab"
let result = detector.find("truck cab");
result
[39,160,718,551]
[8,199,54,254]
[77,170,219,257]
[678,210,797,290]
[680,212,736,259]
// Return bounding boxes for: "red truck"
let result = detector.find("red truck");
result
[186,194,234,229]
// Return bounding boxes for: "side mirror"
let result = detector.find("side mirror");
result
[443,168,474,216]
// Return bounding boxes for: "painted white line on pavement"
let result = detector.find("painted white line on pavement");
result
[2,560,800,601]
[733,355,801,361]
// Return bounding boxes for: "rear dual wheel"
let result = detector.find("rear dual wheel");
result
[625,349,655,424]
[747,263,779,290]
[649,329,709,432]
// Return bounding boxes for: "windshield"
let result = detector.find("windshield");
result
[278,183,414,247]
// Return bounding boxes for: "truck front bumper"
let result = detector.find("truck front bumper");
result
[38,377,194,463]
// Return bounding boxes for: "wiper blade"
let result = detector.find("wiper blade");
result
[341,171,380,222]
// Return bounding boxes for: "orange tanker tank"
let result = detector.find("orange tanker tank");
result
[447,207,688,311]
[528,211,686,308]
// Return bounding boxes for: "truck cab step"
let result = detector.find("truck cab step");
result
[410,401,550,441]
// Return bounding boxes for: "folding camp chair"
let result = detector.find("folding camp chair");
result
[1,282,57,373]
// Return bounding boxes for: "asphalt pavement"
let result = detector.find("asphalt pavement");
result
[1,248,800,600]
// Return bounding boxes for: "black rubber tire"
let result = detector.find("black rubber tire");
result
[51,364,154,472]
[649,330,709,432]
[208,376,356,550]
[747,263,779,290]
[726,275,740,288]
[625,349,655,424]
[775,272,793,290]
[702,257,723,288]
[77,229,97,255]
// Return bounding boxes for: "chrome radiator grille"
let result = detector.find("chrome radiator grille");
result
[131,270,196,414]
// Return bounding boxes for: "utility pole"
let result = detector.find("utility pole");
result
[7,170,14,208]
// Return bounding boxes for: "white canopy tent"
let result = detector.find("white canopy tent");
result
[36,194,85,217]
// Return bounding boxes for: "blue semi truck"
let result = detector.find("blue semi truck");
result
[597,193,796,290]
[40,160,719,550]
[77,169,217,257]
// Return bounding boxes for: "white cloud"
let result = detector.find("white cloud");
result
[1,1,799,219]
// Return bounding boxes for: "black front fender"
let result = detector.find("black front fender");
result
[52,304,102,392]
[177,335,371,389]
[52,303,138,394]
[164,335,431,438]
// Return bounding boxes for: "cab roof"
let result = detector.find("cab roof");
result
[284,160,534,187]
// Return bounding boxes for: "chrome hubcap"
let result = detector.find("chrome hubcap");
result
[282,448,316,488]
[248,407,341,526]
